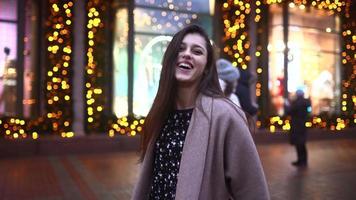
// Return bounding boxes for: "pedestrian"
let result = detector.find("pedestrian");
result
[132,25,269,200]
[235,68,258,116]
[285,89,311,167]
[216,58,241,106]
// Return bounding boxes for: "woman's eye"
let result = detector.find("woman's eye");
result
[193,50,203,54]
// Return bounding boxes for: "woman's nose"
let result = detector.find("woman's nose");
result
[181,49,192,59]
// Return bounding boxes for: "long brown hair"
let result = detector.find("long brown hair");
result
[140,25,223,160]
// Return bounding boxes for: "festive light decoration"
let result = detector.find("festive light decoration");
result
[84,0,107,132]
[45,0,74,137]
[0,118,28,139]
[340,3,355,119]
[265,115,349,133]
[221,0,252,70]
[108,116,145,137]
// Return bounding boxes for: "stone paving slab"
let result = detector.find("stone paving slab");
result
[0,139,355,200]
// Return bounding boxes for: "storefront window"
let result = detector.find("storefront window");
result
[0,0,18,116]
[113,0,214,117]
[268,4,340,116]
[0,0,38,117]
[113,8,129,117]
[268,5,284,116]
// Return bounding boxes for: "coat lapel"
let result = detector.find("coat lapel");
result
[175,95,212,200]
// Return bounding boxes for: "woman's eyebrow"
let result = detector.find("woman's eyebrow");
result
[191,44,204,48]
[180,42,206,52]
[191,44,206,52]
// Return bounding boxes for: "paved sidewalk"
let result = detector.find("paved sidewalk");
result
[1,138,356,200]
[259,139,356,200]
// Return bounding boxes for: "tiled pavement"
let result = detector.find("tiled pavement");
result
[1,138,356,200]
[259,139,356,200]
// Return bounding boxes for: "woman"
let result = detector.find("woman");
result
[132,25,269,200]
[216,58,241,107]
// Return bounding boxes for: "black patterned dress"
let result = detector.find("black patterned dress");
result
[149,108,194,200]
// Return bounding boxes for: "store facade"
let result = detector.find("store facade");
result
[0,0,354,139]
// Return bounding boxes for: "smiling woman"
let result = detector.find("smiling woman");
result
[113,0,215,118]
[132,25,270,200]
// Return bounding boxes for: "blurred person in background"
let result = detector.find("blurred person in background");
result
[235,68,258,117]
[285,89,311,167]
[216,58,241,107]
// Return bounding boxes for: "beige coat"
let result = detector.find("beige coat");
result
[132,95,270,200]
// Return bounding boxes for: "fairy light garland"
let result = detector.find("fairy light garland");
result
[85,0,106,132]
[0,118,28,139]
[108,117,145,137]
[340,6,355,123]
[45,0,74,137]
[222,0,252,70]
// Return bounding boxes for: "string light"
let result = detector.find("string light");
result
[221,0,251,102]
[85,1,106,132]
[45,0,74,136]
[108,117,145,137]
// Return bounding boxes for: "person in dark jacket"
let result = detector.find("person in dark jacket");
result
[285,89,311,167]
[235,69,258,116]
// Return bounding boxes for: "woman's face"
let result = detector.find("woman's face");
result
[175,33,208,86]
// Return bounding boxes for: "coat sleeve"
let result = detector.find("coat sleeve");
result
[223,110,270,200]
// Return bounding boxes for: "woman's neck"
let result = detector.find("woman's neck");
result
[176,83,198,110]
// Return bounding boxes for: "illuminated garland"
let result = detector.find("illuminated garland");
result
[45,0,74,137]
[267,116,348,133]
[221,0,252,70]
[84,0,107,132]
[0,118,28,139]
[108,116,145,137]
[340,6,355,123]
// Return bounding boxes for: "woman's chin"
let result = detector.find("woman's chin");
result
[175,74,192,82]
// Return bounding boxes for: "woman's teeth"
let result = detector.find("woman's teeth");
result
[179,63,192,69]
